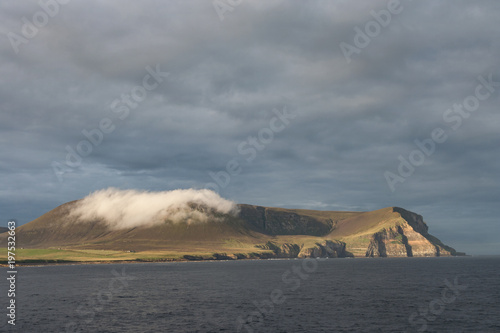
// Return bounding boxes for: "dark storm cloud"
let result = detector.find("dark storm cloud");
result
[0,0,498,254]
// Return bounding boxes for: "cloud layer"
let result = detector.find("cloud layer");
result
[0,1,499,254]
[69,188,239,229]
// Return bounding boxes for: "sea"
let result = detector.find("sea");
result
[1,256,499,332]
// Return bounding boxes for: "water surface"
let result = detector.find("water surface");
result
[1,256,499,332]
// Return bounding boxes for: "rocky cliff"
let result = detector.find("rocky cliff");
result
[252,240,351,259]
[237,204,334,236]
[297,240,352,258]
[363,208,456,257]
[240,205,460,258]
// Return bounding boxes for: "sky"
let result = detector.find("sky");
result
[0,0,498,255]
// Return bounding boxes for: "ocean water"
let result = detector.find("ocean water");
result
[1,256,499,332]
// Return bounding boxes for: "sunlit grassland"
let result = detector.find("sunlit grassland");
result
[0,243,274,264]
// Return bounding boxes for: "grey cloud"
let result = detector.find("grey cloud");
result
[0,0,498,254]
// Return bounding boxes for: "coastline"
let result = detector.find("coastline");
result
[0,254,474,267]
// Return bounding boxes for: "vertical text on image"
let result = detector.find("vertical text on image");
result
[6,220,17,326]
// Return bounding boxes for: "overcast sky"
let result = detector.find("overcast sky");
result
[1,0,498,254]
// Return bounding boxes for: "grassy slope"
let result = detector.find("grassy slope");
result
[2,202,274,262]
[327,207,399,237]
[328,207,401,255]
[0,247,277,264]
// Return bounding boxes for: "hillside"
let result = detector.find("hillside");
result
[0,199,462,263]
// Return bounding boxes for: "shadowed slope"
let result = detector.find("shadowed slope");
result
[15,200,111,247]
[237,204,362,235]
[12,200,266,251]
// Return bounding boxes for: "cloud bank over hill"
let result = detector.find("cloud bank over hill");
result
[69,188,239,229]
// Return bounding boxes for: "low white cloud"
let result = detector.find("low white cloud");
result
[69,187,239,229]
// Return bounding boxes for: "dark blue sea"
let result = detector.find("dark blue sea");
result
[1,256,499,332]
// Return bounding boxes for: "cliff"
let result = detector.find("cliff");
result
[331,207,457,257]
[237,204,360,236]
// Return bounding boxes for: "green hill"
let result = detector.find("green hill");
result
[0,200,462,264]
